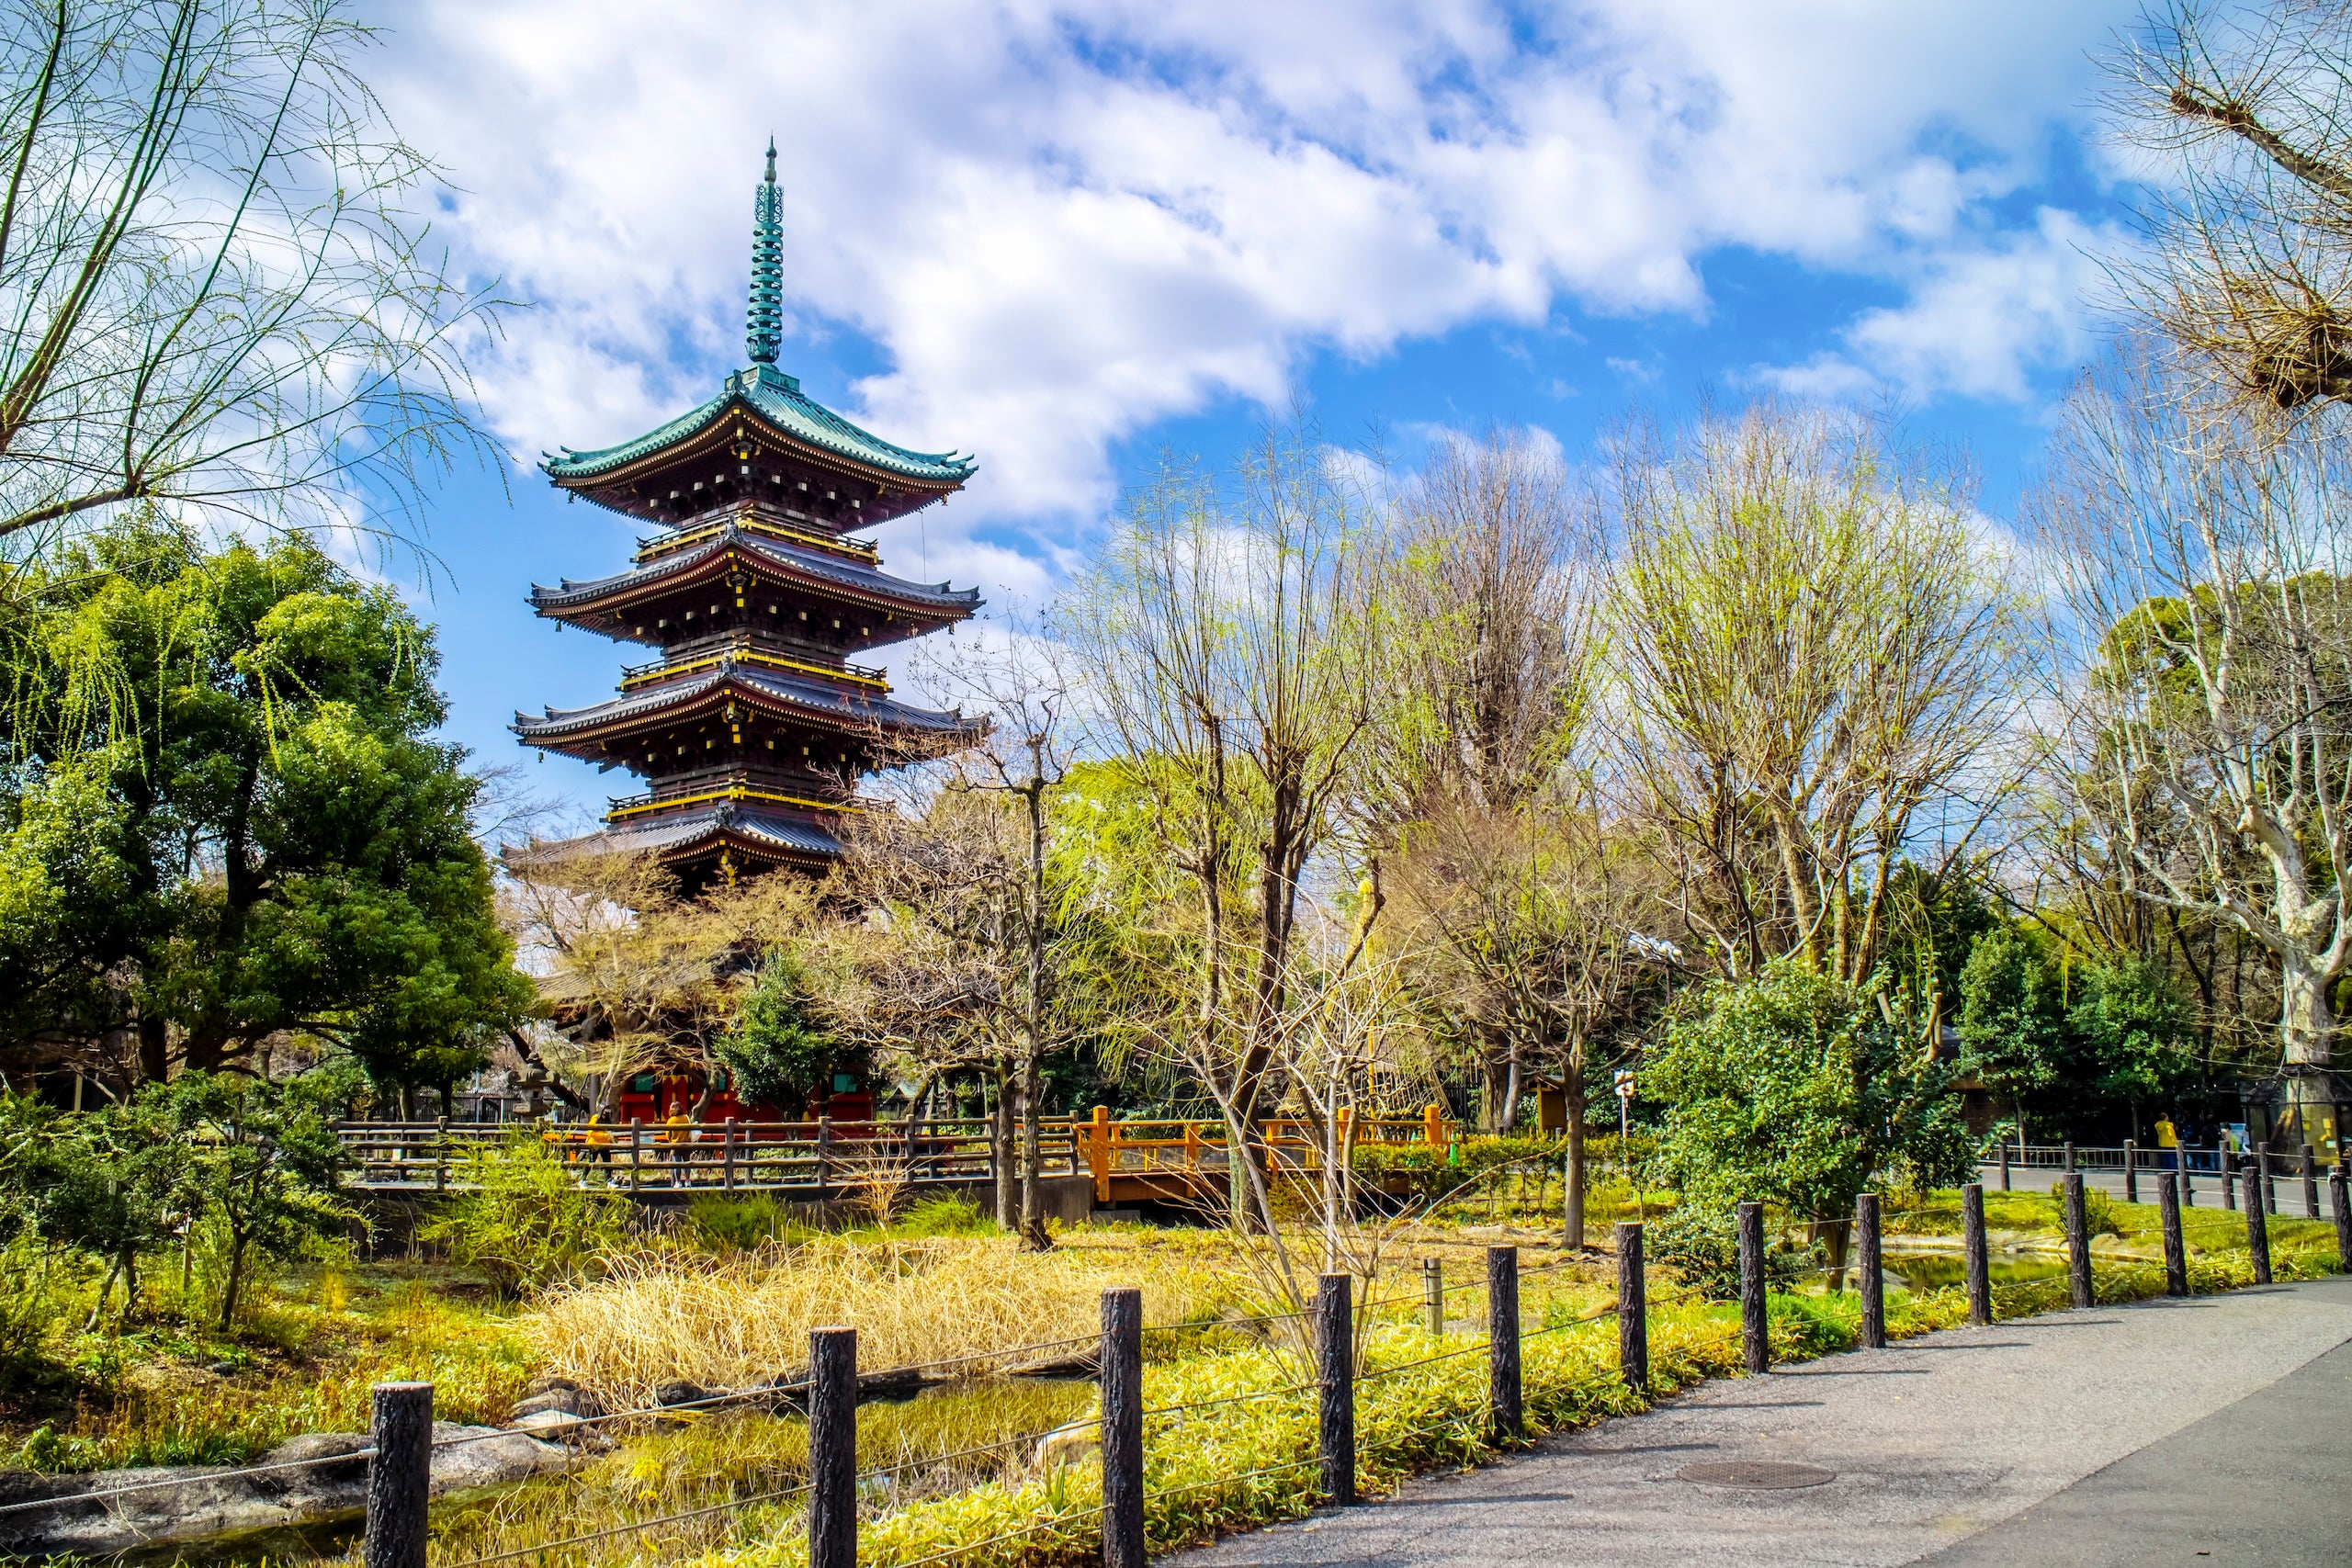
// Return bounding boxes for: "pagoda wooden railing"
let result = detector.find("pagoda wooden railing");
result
[605,780,874,820]
[618,643,890,692]
[637,503,882,566]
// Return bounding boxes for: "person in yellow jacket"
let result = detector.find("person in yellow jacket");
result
[580,1115,614,1172]
[2155,1115,2179,1170]
[664,1109,695,1184]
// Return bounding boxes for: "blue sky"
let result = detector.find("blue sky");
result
[361,0,2150,827]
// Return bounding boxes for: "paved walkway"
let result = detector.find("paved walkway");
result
[1173,1276,2352,1567]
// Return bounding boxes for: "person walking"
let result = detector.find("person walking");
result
[2156,1115,2180,1171]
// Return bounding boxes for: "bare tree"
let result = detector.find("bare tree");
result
[1605,403,2030,987]
[2034,341,2352,1145]
[2108,0,2352,411]
[0,0,496,565]
[1062,419,1380,1223]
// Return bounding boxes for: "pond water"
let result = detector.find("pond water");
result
[1880,1250,2069,1292]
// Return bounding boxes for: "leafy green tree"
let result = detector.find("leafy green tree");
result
[419,1135,628,1300]
[0,1089,190,1326]
[2068,954,2194,1124]
[716,951,838,1108]
[1645,961,1976,1266]
[0,521,533,1092]
[153,1071,355,1330]
[1955,926,2069,1141]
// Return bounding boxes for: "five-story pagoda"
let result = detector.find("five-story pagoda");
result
[516,144,982,885]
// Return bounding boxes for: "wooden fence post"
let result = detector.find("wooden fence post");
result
[1421,1258,1443,1337]
[1423,1103,1443,1148]
[2063,1173,2094,1309]
[1998,1139,2011,1192]
[1616,1223,1647,1397]
[1487,1247,1521,1441]
[2181,1149,2196,1208]
[808,1326,857,1568]
[723,1118,738,1193]
[2160,1170,2188,1297]
[2123,1140,2138,1203]
[629,1118,643,1194]
[2244,1166,2273,1284]
[363,1381,432,1568]
[435,1117,449,1194]
[1962,1183,1992,1327]
[2258,1149,2277,1216]
[2331,1166,2352,1275]
[2302,1145,2321,1219]
[1317,1274,1355,1504]
[1090,1107,1114,1202]
[2064,1140,2076,1175]
[2221,1146,2237,1212]
[815,1114,834,1200]
[1101,1289,1144,1568]
[1736,1201,1768,1374]
[1856,1192,1886,1348]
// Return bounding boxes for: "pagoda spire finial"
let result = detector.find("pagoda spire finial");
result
[747,138,783,366]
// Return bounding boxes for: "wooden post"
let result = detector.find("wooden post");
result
[2064,1140,2076,1175]
[1616,1223,1647,1396]
[1736,1201,1768,1374]
[1487,1247,1521,1441]
[2331,1166,2352,1275]
[1856,1192,1886,1348]
[1317,1273,1356,1503]
[2063,1173,2094,1309]
[723,1118,738,1194]
[1421,1257,1443,1337]
[2221,1146,2237,1212]
[2259,1149,2277,1215]
[2302,1145,2321,1219]
[1962,1182,1992,1327]
[1101,1289,1144,1568]
[815,1114,833,1200]
[808,1326,857,1568]
[434,1116,449,1193]
[1091,1106,1113,1202]
[2160,1170,2188,1297]
[2123,1140,2138,1203]
[1182,1121,1202,1174]
[2244,1166,2273,1284]
[363,1382,432,1568]
[1998,1139,2011,1192]
[1423,1103,1443,1148]
[2181,1149,2197,1208]
[629,1118,643,1194]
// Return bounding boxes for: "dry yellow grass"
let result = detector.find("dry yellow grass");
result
[527,1235,1227,1407]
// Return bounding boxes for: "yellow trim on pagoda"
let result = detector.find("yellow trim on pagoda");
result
[638,505,879,566]
[607,783,864,822]
[619,643,889,694]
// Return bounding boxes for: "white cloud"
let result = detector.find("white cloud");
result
[373,0,2139,594]
[1758,210,2127,404]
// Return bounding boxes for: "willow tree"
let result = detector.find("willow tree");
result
[1606,403,2029,990]
[2035,343,2352,1149]
[0,0,492,572]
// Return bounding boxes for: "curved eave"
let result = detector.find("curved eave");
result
[526,527,981,629]
[512,665,979,756]
[540,367,977,491]
[514,807,842,869]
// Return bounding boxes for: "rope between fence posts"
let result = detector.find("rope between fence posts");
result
[1145,1449,1324,1505]
[873,1503,1098,1568]
[1144,1380,1319,1419]
[435,1479,815,1568]
[858,1417,1104,1483]
[1355,1337,1494,1383]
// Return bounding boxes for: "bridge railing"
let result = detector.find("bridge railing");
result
[1077,1104,1452,1201]
[334,1116,1082,1194]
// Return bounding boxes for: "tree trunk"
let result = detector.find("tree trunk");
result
[137,1014,170,1085]
[1018,1049,1048,1250]
[2280,955,2335,1148]
[1564,1053,1588,1250]
[990,1061,1015,1230]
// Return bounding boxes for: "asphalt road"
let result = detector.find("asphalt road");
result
[1170,1277,2352,1568]
[1973,1160,2335,1215]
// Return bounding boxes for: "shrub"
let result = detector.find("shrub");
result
[420,1135,630,1298]
[687,1194,814,1252]
[1644,1205,1814,1300]
[2048,1180,2125,1238]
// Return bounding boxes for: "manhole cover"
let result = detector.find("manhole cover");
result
[1677,1461,1838,1490]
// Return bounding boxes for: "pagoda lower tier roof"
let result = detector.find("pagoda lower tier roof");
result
[528,521,979,631]
[542,365,977,491]
[513,661,977,753]
[517,802,843,870]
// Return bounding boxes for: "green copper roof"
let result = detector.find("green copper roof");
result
[542,364,976,486]
[541,149,976,490]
